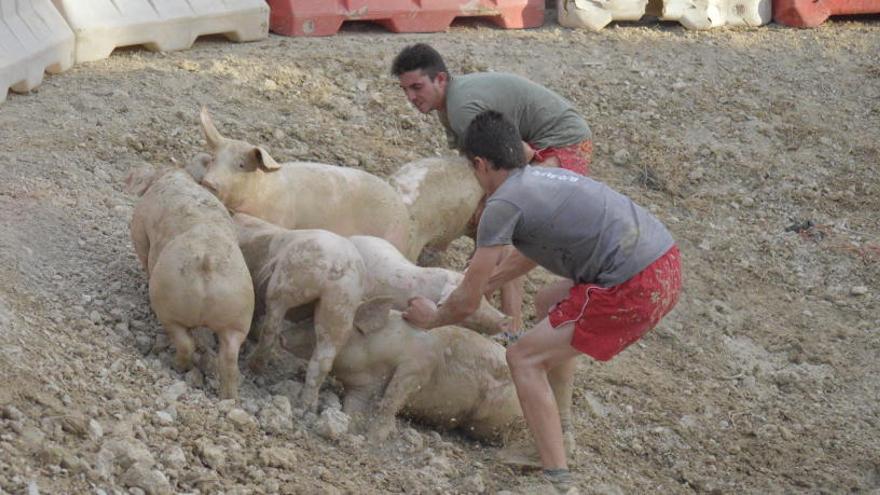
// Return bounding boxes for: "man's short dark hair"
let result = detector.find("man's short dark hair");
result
[463,111,526,171]
[391,43,448,80]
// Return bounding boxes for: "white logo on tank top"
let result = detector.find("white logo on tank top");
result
[529,169,580,183]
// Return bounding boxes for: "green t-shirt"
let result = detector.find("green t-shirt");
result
[439,72,591,151]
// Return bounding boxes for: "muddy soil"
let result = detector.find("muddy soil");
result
[0,10,878,495]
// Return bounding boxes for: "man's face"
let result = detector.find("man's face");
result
[398,70,446,114]
[470,156,493,193]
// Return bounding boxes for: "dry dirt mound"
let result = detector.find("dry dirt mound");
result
[1,13,878,494]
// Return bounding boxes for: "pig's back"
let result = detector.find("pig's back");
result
[349,236,446,305]
[143,170,233,237]
[280,162,405,226]
[148,224,254,329]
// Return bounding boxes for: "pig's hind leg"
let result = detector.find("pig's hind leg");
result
[246,302,286,374]
[298,298,356,415]
[216,327,247,400]
[163,320,195,373]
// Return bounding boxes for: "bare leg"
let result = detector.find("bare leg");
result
[500,275,525,334]
[534,279,577,435]
[534,279,574,319]
[505,318,580,470]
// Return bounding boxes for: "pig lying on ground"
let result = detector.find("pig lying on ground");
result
[197,108,412,257]
[349,235,507,335]
[281,299,524,443]
[197,108,483,262]
[126,165,255,399]
[233,213,368,414]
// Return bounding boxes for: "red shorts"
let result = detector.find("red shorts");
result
[548,245,681,361]
[533,140,593,176]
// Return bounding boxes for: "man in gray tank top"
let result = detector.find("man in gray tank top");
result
[392,43,595,341]
[404,111,681,494]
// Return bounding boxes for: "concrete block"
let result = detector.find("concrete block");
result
[52,0,269,63]
[0,0,74,103]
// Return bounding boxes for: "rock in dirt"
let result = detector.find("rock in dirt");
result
[315,408,350,440]
[120,462,172,495]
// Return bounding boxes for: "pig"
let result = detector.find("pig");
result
[126,165,255,399]
[388,155,483,260]
[233,213,367,414]
[348,235,508,335]
[197,108,412,257]
[198,108,484,263]
[280,300,524,443]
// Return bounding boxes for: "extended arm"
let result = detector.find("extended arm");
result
[485,247,537,296]
[404,245,504,330]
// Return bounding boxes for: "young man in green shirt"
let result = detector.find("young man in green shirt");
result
[392,43,595,340]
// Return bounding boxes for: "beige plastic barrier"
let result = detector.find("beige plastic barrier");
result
[52,0,269,64]
[557,0,770,29]
[662,0,770,28]
[1,0,74,103]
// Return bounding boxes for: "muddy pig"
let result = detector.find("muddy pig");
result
[233,213,367,414]
[126,165,254,399]
[281,299,523,443]
[349,235,508,335]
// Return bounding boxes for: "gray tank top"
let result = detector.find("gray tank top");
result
[476,166,674,287]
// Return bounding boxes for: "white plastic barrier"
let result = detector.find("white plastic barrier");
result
[661,0,770,29]
[52,0,269,64]
[1,0,74,103]
[558,0,649,31]
[557,0,770,29]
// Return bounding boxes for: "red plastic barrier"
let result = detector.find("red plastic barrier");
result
[773,0,880,27]
[267,0,544,36]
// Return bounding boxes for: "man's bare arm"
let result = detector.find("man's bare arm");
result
[485,248,537,296]
[404,245,504,329]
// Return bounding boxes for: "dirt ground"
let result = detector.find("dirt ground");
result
[1,8,879,495]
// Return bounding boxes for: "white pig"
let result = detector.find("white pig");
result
[126,165,254,399]
[281,300,524,443]
[197,108,412,257]
[233,213,367,414]
[348,235,507,335]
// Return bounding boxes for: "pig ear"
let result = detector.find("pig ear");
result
[353,296,395,334]
[255,147,281,171]
[200,106,223,151]
[123,165,157,197]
